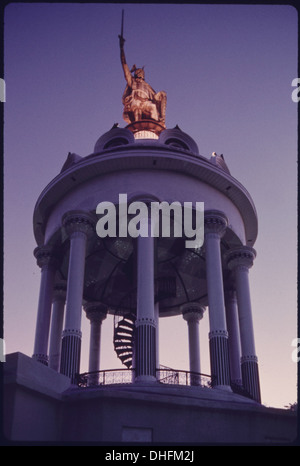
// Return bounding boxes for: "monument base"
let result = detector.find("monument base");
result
[3,352,298,444]
[126,120,165,138]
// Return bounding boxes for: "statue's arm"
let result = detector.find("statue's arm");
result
[119,36,132,87]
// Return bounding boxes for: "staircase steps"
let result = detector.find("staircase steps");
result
[114,313,136,369]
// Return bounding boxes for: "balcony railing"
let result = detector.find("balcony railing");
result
[75,367,254,401]
[76,368,134,387]
[157,367,213,387]
[75,367,212,389]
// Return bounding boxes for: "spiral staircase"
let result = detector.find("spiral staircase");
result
[113,313,136,368]
[113,276,177,368]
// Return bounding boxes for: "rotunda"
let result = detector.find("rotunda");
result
[32,121,261,403]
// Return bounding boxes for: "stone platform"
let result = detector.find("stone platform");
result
[3,352,298,444]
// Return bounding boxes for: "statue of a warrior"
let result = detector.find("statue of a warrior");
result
[118,33,167,127]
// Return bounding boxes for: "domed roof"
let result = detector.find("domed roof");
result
[94,125,135,153]
[159,126,199,154]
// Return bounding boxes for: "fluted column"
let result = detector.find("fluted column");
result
[48,282,66,371]
[32,246,58,365]
[182,302,205,385]
[135,215,156,382]
[60,211,95,382]
[204,210,231,389]
[224,288,242,386]
[154,302,160,370]
[84,302,107,385]
[226,246,261,402]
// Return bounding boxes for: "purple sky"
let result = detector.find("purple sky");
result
[3,3,298,408]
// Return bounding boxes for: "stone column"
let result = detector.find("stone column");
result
[32,246,58,365]
[48,282,66,372]
[131,310,137,383]
[226,246,261,402]
[84,302,107,385]
[182,302,205,385]
[154,301,160,371]
[135,216,156,382]
[224,288,242,386]
[60,211,95,382]
[204,210,231,390]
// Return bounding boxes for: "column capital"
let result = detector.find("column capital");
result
[204,210,228,237]
[62,210,95,238]
[84,302,108,323]
[225,246,256,271]
[34,246,58,269]
[181,302,205,322]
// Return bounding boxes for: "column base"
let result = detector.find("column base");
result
[60,330,82,383]
[135,322,156,380]
[188,373,202,386]
[213,384,232,392]
[231,378,243,386]
[209,330,231,389]
[135,375,157,384]
[241,356,261,403]
[49,354,61,372]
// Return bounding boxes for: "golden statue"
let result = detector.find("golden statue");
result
[118,13,167,128]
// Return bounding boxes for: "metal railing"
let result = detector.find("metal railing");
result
[75,367,254,401]
[76,366,212,389]
[156,367,212,388]
[76,368,134,387]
